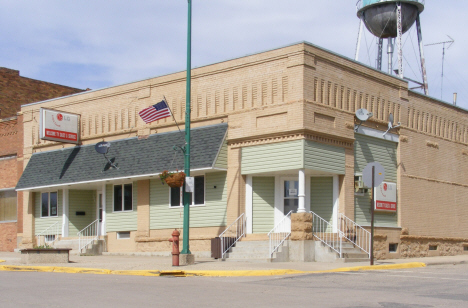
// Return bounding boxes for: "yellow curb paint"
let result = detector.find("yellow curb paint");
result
[183,269,305,277]
[0,260,5,263]
[111,270,162,277]
[0,262,426,277]
[305,262,427,274]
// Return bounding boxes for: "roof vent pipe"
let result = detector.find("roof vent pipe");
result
[453,93,457,106]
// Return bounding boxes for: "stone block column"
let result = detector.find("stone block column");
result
[289,212,315,262]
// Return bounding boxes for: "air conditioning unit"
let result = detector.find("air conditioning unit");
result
[354,175,368,194]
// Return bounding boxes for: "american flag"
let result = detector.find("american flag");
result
[139,100,171,124]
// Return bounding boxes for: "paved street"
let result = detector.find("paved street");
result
[1,263,467,307]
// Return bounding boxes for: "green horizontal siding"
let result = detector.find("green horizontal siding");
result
[252,177,275,233]
[214,140,228,169]
[242,140,303,174]
[150,172,228,230]
[105,182,138,232]
[68,190,96,235]
[35,190,63,235]
[304,141,345,174]
[354,134,398,227]
[310,177,334,232]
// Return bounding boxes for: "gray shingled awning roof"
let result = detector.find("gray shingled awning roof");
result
[16,123,227,191]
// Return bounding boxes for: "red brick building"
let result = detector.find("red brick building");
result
[0,67,84,251]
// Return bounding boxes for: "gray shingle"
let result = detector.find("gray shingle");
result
[16,123,227,190]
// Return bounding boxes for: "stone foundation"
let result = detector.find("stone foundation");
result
[400,236,468,258]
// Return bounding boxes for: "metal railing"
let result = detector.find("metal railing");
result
[311,211,343,258]
[36,221,61,246]
[357,0,425,11]
[338,213,371,257]
[219,213,246,259]
[78,219,99,254]
[267,211,292,258]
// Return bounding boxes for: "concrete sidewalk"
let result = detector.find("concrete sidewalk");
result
[0,252,466,277]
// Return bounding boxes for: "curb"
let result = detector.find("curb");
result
[0,260,5,263]
[0,262,426,277]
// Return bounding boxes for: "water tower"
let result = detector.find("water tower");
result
[355,0,428,94]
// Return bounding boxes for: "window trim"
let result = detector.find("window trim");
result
[112,183,134,213]
[169,175,206,208]
[40,191,58,218]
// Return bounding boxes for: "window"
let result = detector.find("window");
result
[389,243,398,253]
[117,231,131,239]
[114,184,133,212]
[0,190,17,222]
[41,192,58,217]
[170,175,205,207]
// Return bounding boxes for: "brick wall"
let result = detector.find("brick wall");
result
[18,42,468,253]
[0,67,84,118]
[0,222,17,252]
[0,67,83,251]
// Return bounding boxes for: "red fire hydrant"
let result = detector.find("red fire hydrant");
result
[169,229,180,266]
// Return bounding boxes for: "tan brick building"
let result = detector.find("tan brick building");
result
[0,67,84,251]
[16,42,468,260]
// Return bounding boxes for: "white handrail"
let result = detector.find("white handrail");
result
[311,211,342,258]
[78,219,99,254]
[219,213,246,259]
[338,213,371,257]
[267,211,292,258]
[36,221,61,246]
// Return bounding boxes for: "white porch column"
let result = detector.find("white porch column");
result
[61,189,69,238]
[101,183,107,236]
[332,175,340,233]
[297,169,306,213]
[245,175,253,234]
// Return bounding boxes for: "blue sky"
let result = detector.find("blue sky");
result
[1,0,467,110]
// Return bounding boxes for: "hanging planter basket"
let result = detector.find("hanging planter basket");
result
[160,170,186,188]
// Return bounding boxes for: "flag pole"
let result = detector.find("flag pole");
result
[181,0,192,255]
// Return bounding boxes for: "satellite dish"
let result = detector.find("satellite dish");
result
[95,141,118,169]
[95,141,111,154]
[388,113,394,129]
[383,113,401,137]
[355,109,373,132]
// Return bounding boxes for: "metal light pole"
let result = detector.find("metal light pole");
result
[181,0,192,255]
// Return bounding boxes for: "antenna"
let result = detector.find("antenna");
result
[95,141,119,169]
[383,113,401,137]
[355,108,373,132]
[425,35,455,100]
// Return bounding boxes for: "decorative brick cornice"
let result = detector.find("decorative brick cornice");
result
[229,132,354,149]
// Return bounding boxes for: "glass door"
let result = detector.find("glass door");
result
[283,180,299,214]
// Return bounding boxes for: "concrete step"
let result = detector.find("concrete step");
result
[234,240,270,248]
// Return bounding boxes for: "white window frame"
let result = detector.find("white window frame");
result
[112,183,133,213]
[169,175,205,208]
[40,191,58,218]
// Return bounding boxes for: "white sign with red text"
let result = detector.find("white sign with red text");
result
[40,108,80,144]
[374,182,397,212]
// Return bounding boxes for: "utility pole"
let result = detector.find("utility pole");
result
[181,0,192,256]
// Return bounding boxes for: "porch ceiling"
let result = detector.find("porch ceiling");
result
[16,123,227,191]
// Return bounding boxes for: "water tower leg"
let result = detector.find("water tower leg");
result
[387,38,394,75]
[355,18,364,61]
[396,2,403,78]
[416,14,429,95]
[377,38,383,71]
